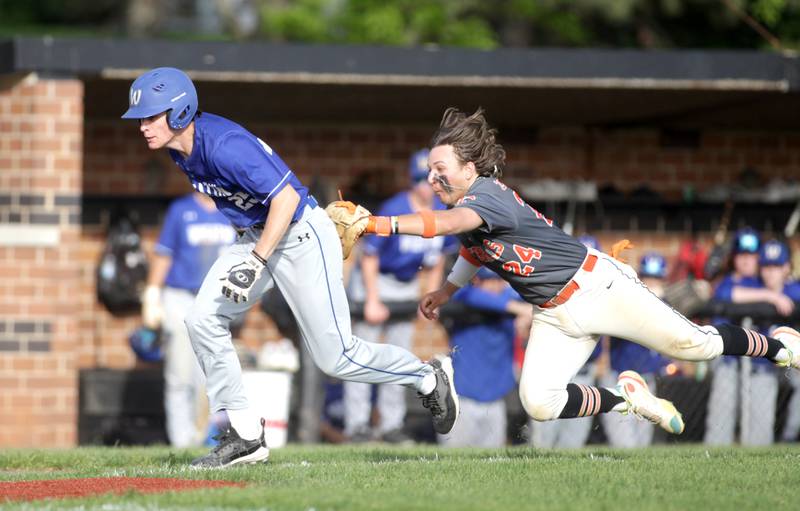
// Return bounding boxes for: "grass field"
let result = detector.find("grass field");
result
[1,445,799,510]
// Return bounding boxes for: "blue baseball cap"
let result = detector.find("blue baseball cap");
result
[409,149,430,183]
[577,234,601,251]
[733,227,760,254]
[639,252,667,279]
[760,239,790,266]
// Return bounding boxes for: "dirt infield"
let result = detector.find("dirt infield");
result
[0,477,243,502]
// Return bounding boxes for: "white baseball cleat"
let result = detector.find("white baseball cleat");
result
[773,326,800,370]
[617,370,684,435]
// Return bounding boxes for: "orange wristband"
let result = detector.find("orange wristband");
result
[367,216,392,236]
[420,210,437,238]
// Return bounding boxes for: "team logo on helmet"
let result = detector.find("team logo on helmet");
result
[130,89,142,106]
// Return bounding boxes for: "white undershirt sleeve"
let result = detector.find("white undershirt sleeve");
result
[446,256,481,288]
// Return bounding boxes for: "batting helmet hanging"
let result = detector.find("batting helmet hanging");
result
[121,67,198,130]
[128,326,164,363]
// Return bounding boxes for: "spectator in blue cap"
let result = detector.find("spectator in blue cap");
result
[600,252,670,447]
[706,228,761,445]
[705,229,793,445]
[756,239,800,443]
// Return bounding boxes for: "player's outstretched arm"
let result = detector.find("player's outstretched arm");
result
[366,207,482,238]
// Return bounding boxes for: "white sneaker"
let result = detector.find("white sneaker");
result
[617,370,684,435]
[773,326,800,369]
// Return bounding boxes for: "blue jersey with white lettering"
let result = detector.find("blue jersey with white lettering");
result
[156,193,237,291]
[362,191,449,282]
[168,113,310,228]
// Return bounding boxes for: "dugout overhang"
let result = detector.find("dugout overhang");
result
[2,36,799,130]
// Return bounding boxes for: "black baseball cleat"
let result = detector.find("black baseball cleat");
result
[190,418,270,469]
[418,356,459,434]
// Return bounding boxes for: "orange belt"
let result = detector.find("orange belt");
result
[539,254,598,309]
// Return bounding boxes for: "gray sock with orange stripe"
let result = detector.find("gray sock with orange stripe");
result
[558,383,624,419]
[716,323,783,361]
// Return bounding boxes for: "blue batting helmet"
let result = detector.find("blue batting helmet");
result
[128,327,163,363]
[121,67,198,130]
[733,227,760,255]
[409,149,430,183]
[639,252,667,279]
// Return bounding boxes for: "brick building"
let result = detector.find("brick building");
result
[1,37,798,447]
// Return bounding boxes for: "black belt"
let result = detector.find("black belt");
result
[235,195,318,233]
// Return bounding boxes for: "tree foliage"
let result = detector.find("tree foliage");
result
[1,0,799,50]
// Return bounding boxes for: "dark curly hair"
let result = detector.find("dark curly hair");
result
[430,107,506,178]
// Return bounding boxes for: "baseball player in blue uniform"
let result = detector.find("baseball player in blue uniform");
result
[142,191,237,448]
[344,149,449,443]
[355,107,800,436]
[438,267,524,447]
[122,67,458,467]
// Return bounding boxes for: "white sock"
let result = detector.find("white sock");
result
[418,373,436,395]
[226,408,261,440]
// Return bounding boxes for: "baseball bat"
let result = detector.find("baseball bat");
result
[703,199,734,280]
[784,198,800,239]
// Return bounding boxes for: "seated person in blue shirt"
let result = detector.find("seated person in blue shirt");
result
[600,252,670,448]
[438,267,530,448]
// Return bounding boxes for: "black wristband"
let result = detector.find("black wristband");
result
[250,250,268,266]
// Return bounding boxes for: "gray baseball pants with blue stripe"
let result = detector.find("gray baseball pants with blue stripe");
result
[185,204,433,413]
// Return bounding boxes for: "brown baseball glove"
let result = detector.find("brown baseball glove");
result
[325,200,372,260]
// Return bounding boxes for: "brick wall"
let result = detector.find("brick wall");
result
[3,75,798,447]
[0,74,83,447]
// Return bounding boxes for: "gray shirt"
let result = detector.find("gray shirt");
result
[455,177,588,305]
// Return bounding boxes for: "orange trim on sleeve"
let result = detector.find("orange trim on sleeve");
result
[420,210,437,238]
[459,246,481,267]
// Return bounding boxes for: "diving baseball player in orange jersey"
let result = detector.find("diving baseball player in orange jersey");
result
[356,107,800,434]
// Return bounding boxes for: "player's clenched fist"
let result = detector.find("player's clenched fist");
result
[419,287,454,321]
[221,251,267,303]
[325,200,371,260]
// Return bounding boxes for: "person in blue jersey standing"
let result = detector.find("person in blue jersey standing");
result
[438,267,528,447]
[600,252,670,447]
[142,191,237,448]
[122,68,458,467]
[344,149,449,443]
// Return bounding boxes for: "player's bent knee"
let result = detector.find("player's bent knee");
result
[668,329,723,362]
[519,386,561,422]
